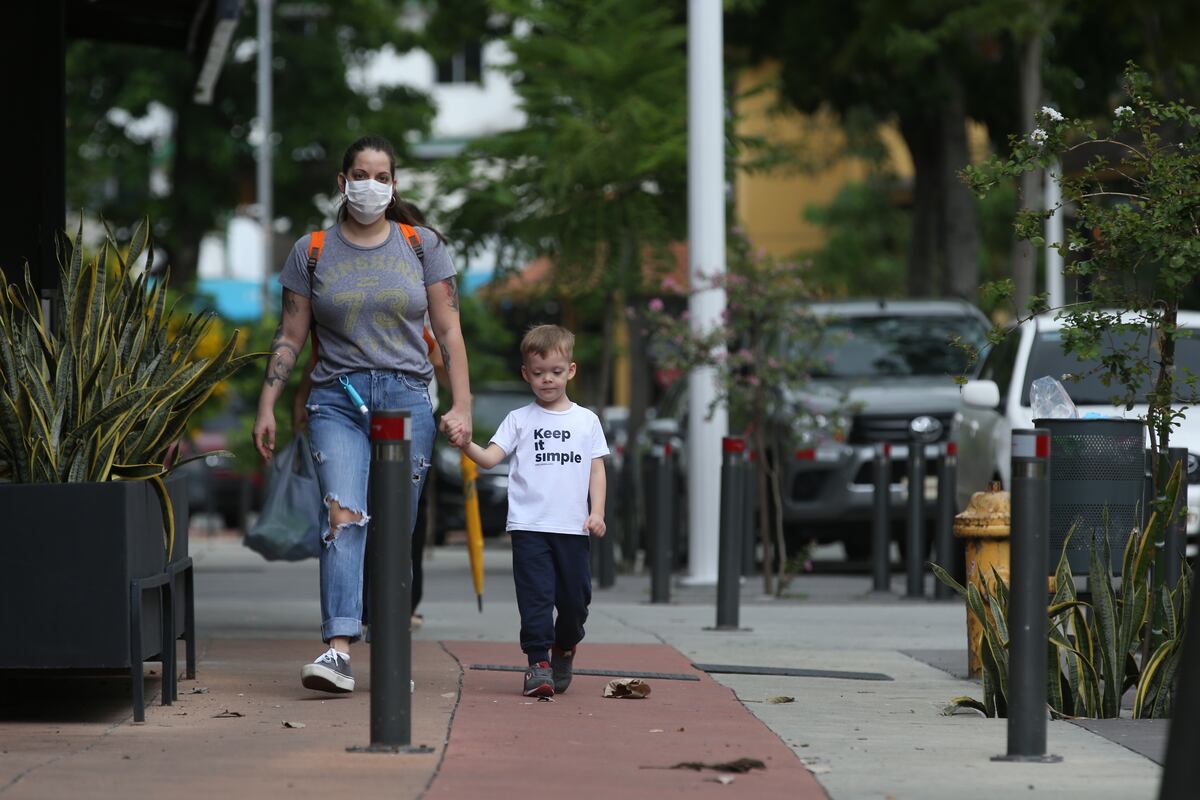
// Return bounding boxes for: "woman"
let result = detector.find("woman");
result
[253,134,472,693]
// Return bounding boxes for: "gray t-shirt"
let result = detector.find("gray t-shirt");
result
[279,223,456,384]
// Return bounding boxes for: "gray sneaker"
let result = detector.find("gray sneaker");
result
[301,647,355,693]
[551,645,576,694]
[523,661,554,697]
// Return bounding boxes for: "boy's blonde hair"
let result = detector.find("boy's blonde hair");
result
[521,324,575,362]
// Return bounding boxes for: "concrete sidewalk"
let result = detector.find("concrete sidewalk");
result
[0,534,1166,799]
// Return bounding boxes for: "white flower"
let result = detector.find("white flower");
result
[1115,106,1133,118]
[1041,106,1064,122]
[1068,242,1083,252]
[1030,128,1048,146]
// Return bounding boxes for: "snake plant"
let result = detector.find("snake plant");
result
[932,461,1189,719]
[0,218,258,558]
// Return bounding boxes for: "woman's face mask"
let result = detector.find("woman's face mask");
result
[343,178,393,224]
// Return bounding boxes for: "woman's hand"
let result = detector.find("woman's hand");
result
[253,408,277,461]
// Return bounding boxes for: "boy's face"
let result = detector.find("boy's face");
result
[521,350,576,405]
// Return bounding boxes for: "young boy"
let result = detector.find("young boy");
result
[457,325,609,697]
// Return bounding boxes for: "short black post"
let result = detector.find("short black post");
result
[597,458,617,588]
[905,433,926,598]
[741,448,757,576]
[716,437,745,629]
[1164,447,1188,592]
[650,442,673,604]
[871,443,892,592]
[934,442,958,600]
[349,410,431,754]
[993,428,1060,763]
[1160,563,1200,798]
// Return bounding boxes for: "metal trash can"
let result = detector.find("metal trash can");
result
[1037,418,1145,574]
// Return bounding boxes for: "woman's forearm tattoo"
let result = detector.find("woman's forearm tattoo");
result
[441,277,459,311]
[439,341,452,372]
[265,323,298,387]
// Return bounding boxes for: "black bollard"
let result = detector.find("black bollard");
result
[1164,447,1188,592]
[349,410,431,754]
[650,442,673,604]
[905,433,927,598]
[741,448,757,576]
[993,428,1060,763]
[716,437,745,629]
[871,443,892,592]
[598,458,617,588]
[934,442,958,600]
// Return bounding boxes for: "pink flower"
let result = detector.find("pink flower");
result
[747,375,760,387]
[660,276,682,293]
[648,298,665,312]
[804,559,814,573]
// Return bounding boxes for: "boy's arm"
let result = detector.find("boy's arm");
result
[584,457,607,537]
[462,440,507,470]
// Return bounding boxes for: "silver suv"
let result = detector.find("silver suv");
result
[781,300,989,558]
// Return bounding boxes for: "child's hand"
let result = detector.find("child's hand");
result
[584,514,606,538]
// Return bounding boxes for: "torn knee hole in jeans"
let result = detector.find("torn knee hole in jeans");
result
[411,456,431,485]
[311,448,326,465]
[322,494,369,542]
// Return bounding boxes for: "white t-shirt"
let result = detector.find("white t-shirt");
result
[490,402,610,535]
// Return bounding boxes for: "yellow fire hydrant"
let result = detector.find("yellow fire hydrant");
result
[953,483,1010,678]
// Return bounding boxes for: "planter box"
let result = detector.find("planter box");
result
[0,473,191,717]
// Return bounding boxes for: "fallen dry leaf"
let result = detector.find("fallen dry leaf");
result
[213,710,244,719]
[766,696,795,705]
[187,687,209,695]
[282,721,306,729]
[603,678,652,699]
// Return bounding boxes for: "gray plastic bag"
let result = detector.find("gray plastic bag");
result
[244,431,323,561]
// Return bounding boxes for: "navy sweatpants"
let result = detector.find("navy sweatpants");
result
[510,531,592,665]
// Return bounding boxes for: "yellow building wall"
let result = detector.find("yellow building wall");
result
[734,62,987,258]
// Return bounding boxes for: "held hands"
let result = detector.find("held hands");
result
[584,514,606,538]
[439,406,472,448]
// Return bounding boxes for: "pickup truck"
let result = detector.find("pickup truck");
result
[780,299,990,558]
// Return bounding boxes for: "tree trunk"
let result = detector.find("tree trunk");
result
[754,427,774,596]
[899,111,942,297]
[1013,27,1043,313]
[163,87,205,290]
[938,70,981,300]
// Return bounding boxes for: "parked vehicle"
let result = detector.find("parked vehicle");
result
[779,300,990,558]
[957,311,1200,553]
[175,407,264,530]
[432,384,531,542]
[637,299,990,561]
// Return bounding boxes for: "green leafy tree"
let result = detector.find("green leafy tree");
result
[433,0,688,421]
[66,1,435,288]
[965,64,1200,477]
[643,236,834,596]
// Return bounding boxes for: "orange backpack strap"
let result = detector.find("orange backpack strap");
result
[305,231,325,356]
[398,222,424,262]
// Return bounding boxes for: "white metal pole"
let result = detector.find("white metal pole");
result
[1045,158,1064,308]
[257,0,274,315]
[683,0,728,585]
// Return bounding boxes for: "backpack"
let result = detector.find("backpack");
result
[304,222,425,355]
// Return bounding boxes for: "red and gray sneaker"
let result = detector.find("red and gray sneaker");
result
[301,647,355,693]
[551,645,576,694]
[523,661,554,697]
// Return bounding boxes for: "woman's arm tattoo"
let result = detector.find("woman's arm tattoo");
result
[265,323,299,387]
[440,277,459,311]
[439,341,452,372]
[283,288,300,315]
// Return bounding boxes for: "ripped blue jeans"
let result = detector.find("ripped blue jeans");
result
[306,370,435,643]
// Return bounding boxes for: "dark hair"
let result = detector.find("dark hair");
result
[337,134,446,242]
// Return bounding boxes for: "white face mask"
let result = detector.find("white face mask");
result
[343,178,393,224]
